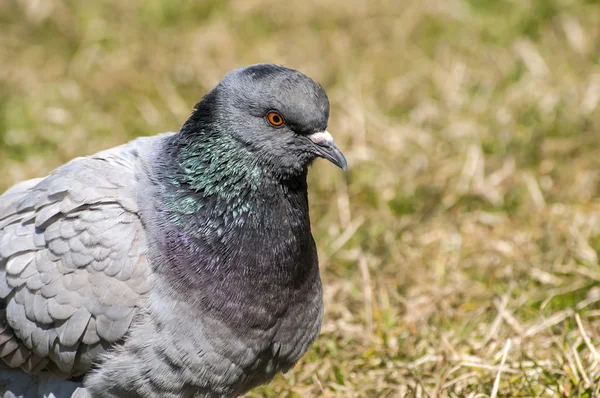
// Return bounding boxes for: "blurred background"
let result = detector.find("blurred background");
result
[2,0,600,396]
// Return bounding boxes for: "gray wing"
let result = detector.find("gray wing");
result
[0,138,154,378]
[0,369,88,398]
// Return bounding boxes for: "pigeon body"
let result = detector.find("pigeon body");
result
[0,65,346,397]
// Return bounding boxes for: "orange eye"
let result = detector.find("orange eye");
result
[267,111,285,127]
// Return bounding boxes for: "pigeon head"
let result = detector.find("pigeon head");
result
[182,64,347,178]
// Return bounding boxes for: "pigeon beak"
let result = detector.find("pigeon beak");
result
[308,131,348,171]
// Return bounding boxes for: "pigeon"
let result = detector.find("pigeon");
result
[0,64,347,398]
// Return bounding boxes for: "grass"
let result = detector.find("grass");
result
[2,0,600,396]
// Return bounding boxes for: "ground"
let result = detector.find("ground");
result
[1,0,600,396]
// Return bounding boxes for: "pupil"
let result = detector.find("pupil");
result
[273,115,280,123]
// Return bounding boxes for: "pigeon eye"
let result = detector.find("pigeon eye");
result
[266,111,285,127]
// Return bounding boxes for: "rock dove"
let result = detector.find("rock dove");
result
[0,64,347,397]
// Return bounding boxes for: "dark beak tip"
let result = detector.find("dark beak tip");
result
[331,150,348,171]
[311,137,348,171]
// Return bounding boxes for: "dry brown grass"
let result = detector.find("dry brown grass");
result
[2,0,600,396]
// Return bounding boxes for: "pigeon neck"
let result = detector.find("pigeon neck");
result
[156,131,316,277]
[164,128,293,202]
[145,122,321,331]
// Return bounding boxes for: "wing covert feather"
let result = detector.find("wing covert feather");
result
[0,138,155,377]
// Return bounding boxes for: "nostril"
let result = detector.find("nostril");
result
[308,131,334,146]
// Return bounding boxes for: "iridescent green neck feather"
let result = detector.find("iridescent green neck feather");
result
[157,95,310,245]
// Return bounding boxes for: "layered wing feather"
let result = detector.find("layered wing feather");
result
[0,139,154,378]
